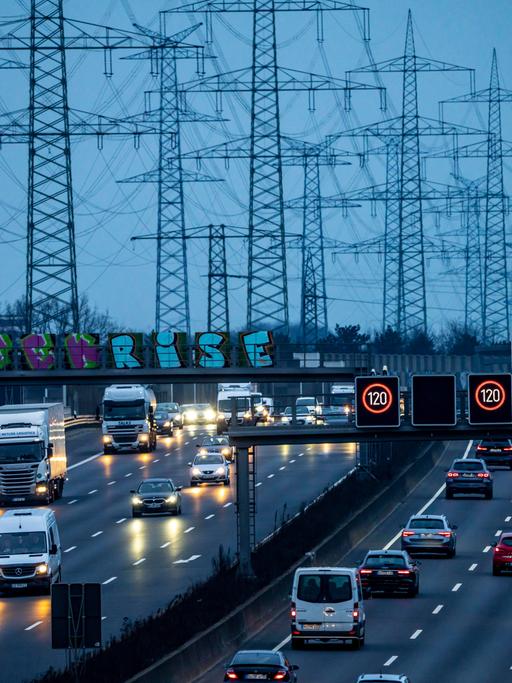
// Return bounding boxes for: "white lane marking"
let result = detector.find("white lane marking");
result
[153,459,160,463]
[496,529,503,537]
[223,502,232,508]
[125,473,133,478]
[160,542,171,548]
[469,563,478,572]
[279,466,286,471]
[184,526,195,533]
[88,489,98,495]
[116,518,126,524]
[205,514,215,520]
[267,474,275,479]
[432,604,444,614]
[133,558,146,566]
[102,576,117,585]
[298,453,303,457]
[506,516,511,522]
[25,621,43,631]
[173,554,201,564]
[67,499,78,505]
[185,441,190,445]
[91,531,103,538]
[289,459,296,463]
[68,452,103,471]
[452,583,462,592]
[139,465,146,470]
[483,545,491,553]
[164,453,170,457]
[101,616,107,621]
[64,546,76,553]
[384,440,473,551]
[107,481,116,486]
[273,635,291,653]
[255,482,262,487]
[384,656,398,667]
[410,629,422,640]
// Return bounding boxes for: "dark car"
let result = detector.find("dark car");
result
[358,550,419,596]
[446,458,493,499]
[224,650,298,682]
[492,532,512,575]
[476,439,512,469]
[154,409,173,436]
[131,478,182,517]
[197,435,236,462]
[401,514,456,557]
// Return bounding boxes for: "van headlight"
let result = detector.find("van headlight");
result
[217,412,225,420]
[35,563,49,575]
[132,496,143,505]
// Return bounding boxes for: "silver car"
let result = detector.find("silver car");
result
[357,676,411,683]
[401,514,457,558]
[188,452,230,486]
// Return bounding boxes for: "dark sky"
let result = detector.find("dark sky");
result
[0,0,509,334]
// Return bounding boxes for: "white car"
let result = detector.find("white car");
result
[189,453,230,486]
[357,677,411,683]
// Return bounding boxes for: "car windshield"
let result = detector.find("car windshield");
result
[365,555,406,568]
[219,398,250,412]
[154,412,168,419]
[453,461,484,471]
[159,403,178,412]
[0,443,44,464]
[194,454,223,465]
[232,652,281,666]
[0,531,47,555]
[501,538,512,547]
[202,437,227,446]
[104,400,145,421]
[481,440,509,446]
[296,398,314,406]
[138,481,173,494]
[196,404,211,410]
[297,574,352,603]
[408,518,445,529]
[296,406,311,415]
[283,407,292,415]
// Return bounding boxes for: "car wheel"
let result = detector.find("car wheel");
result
[291,637,304,650]
[223,478,230,486]
[493,565,501,576]
[351,637,362,650]
[190,481,197,487]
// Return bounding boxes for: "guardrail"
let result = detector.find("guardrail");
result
[64,415,100,430]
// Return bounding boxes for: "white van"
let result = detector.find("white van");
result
[0,509,62,594]
[295,396,321,415]
[290,567,365,649]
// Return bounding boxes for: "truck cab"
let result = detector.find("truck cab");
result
[102,385,157,454]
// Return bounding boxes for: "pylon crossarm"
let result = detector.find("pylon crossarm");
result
[166,0,367,13]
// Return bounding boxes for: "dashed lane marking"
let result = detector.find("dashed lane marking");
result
[68,452,103,470]
[25,621,43,631]
[384,656,398,667]
[410,630,422,640]
[432,604,443,614]
[506,516,511,522]
[133,558,146,566]
[483,545,491,553]
[469,563,477,572]
[267,474,275,479]
[255,482,262,487]
[88,489,98,495]
[223,502,232,508]
[91,531,103,538]
[273,636,291,652]
[184,526,195,533]
[279,466,286,471]
[153,459,160,463]
[160,542,171,548]
[102,576,117,585]
[125,473,133,478]
[139,465,146,470]
[495,530,503,537]
[64,546,76,553]
[173,554,201,564]
[289,459,296,463]
[452,583,462,592]
[107,481,116,486]
[67,499,78,505]
[205,514,215,520]
[116,518,126,524]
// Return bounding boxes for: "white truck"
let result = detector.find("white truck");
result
[331,383,355,416]
[102,384,157,453]
[216,383,264,433]
[0,403,67,505]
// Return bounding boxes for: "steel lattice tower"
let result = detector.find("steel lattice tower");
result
[27,0,78,331]
[382,138,401,331]
[302,248,319,345]
[463,182,484,334]
[208,223,230,331]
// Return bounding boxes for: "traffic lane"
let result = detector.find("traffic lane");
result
[197,439,472,683]
[64,425,102,467]
[0,435,354,681]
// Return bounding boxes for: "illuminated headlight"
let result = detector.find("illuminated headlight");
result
[217,412,226,420]
[221,448,231,456]
[256,405,264,413]
[166,495,177,503]
[132,496,143,505]
[192,467,201,476]
[163,420,171,427]
[282,416,290,423]
[244,411,252,419]
[205,409,216,421]
[102,435,112,443]
[215,467,225,475]
[138,434,149,442]
[185,410,197,421]
[36,484,48,494]
[199,448,208,455]
[35,563,49,575]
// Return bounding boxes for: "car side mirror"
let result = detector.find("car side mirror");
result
[290,665,299,671]
[187,462,192,467]
[47,443,54,457]
[195,443,200,447]
[130,489,136,494]
[50,543,58,555]
[176,486,182,492]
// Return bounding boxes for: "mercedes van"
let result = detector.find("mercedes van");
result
[0,509,62,594]
[290,566,366,649]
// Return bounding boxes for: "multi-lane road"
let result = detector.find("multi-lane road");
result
[0,425,356,683]
[201,439,512,683]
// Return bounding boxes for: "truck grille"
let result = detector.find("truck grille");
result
[116,435,137,444]
[106,425,143,434]
[0,467,37,495]
[1,565,36,578]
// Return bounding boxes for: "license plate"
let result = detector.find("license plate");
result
[246,675,267,680]
[303,623,321,630]
[378,570,393,575]
[147,503,161,508]
[12,497,25,502]
[490,449,500,453]
[462,473,474,478]
[11,583,28,588]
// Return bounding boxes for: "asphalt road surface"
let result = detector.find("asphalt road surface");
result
[0,425,356,683]
[200,438,512,683]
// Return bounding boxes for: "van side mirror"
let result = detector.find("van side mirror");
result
[452,524,458,530]
[50,543,58,555]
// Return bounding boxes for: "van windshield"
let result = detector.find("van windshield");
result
[0,531,47,555]
[219,398,250,412]
[297,574,352,603]
[0,443,43,463]
[103,400,145,421]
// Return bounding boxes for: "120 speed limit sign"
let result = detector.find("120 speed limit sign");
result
[355,376,400,428]
[468,374,512,425]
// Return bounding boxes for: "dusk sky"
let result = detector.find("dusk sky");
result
[0,0,510,334]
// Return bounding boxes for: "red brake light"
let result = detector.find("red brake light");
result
[504,447,512,451]
[477,472,490,478]
[447,471,459,478]
[359,568,373,574]
[476,445,486,450]
[273,672,287,681]
[226,670,238,680]
[290,602,296,619]
[397,569,411,574]
[495,546,502,553]
[352,609,359,619]
[438,531,452,537]
[402,530,415,536]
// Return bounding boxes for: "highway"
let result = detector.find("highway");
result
[0,425,356,683]
[200,439,512,683]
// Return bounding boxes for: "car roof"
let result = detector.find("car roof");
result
[139,477,171,483]
[499,532,512,539]
[454,458,485,464]
[231,650,283,664]
[366,549,407,556]
[357,676,406,682]
[409,514,445,520]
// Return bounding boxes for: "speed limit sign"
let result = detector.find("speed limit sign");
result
[355,376,400,428]
[468,374,512,425]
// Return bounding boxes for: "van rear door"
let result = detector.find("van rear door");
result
[295,571,355,633]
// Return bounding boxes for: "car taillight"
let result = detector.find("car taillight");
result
[447,472,459,478]
[402,530,415,537]
[273,672,287,681]
[504,446,512,451]
[359,568,373,574]
[397,569,411,574]
[494,546,502,553]
[352,602,359,620]
[226,669,238,680]
[290,602,296,619]
[438,531,452,537]
[476,445,487,451]
[477,472,490,478]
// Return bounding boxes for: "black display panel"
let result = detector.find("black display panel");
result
[468,374,512,425]
[411,375,457,427]
[355,376,400,428]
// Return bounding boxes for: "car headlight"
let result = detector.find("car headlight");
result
[102,435,112,443]
[36,484,48,493]
[215,467,225,475]
[138,434,149,442]
[205,409,216,421]
[185,410,197,421]
[217,412,226,420]
[221,448,230,456]
[166,495,177,503]
[35,563,48,575]
[163,420,171,427]
[244,411,252,419]
[132,496,143,505]
[192,467,201,476]
[199,448,208,455]
[282,416,290,423]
